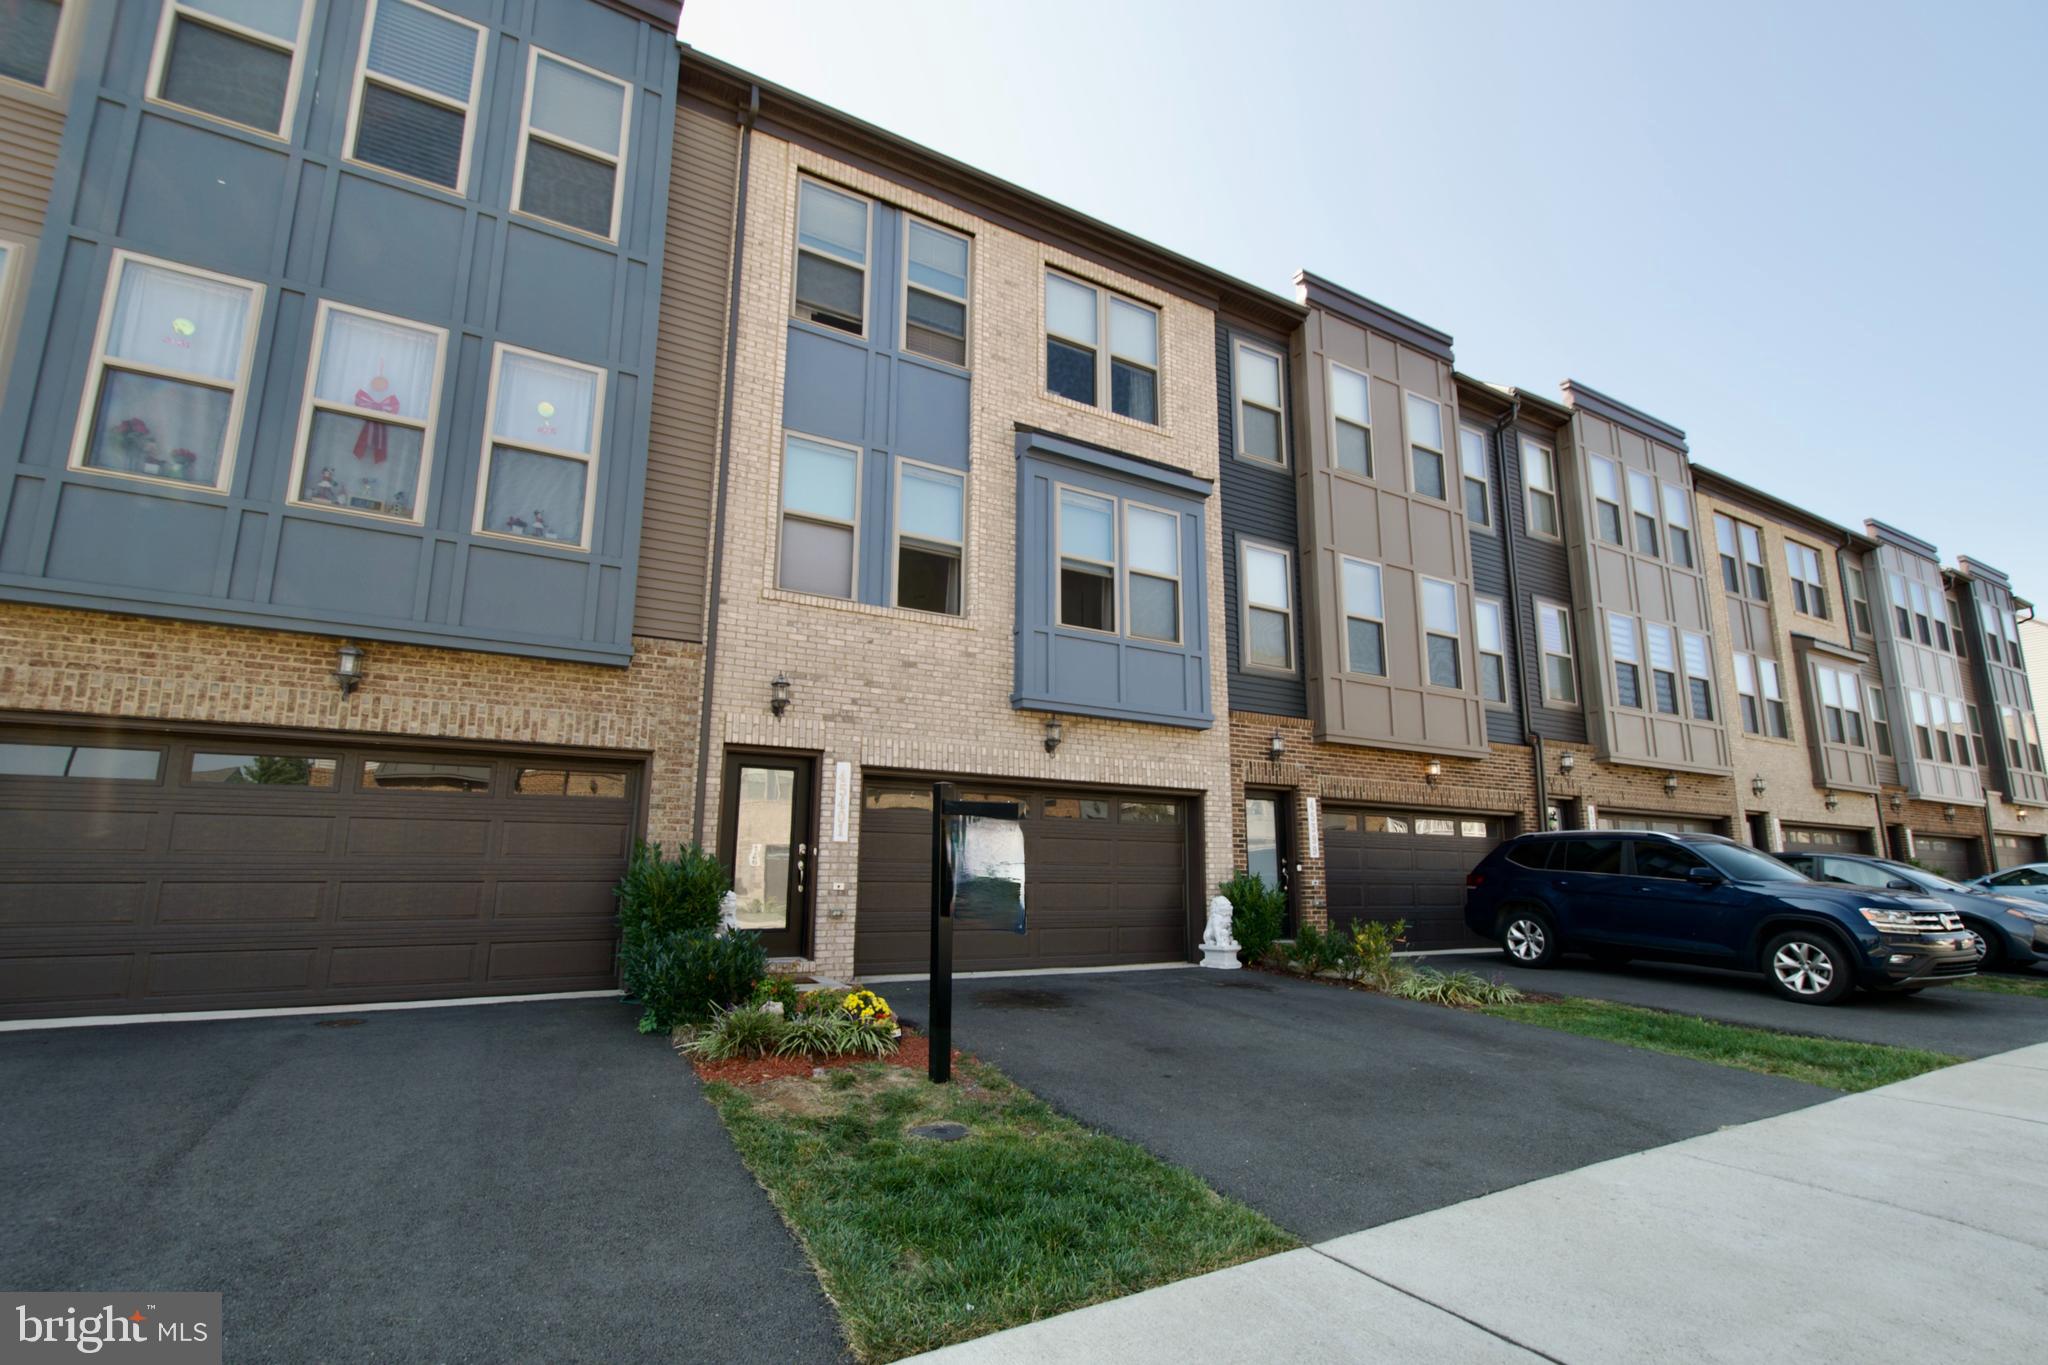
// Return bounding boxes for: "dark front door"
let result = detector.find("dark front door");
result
[1245,789,1293,931]
[720,753,816,958]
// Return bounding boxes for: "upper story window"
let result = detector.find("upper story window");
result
[1978,598,2003,663]
[1590,456,1624,545]
[1,0,63,88]
[778,432,860,598]
[1785,541,1828,618]
[1907,690,1934,760]
[474,344,604,552]
[1537,600,1577,704]
[1968,703,1985,768]
[149,0,310,139]
[1051,486,1184,643]
[793,180,869,335]
[1645,622,1680,715]
[1945,596,1966,658]
[2002,605,2023,662]
[1233,342,1286,466]
[1239,541,1294,673]
[1125,502,1182,644]
[1626,469,1660,558]
[2026,710,2044,772]
[1407,395,1447,502]
[1816,665,1866,746]
[287,301,446,524]
[1341,557,1386,677]
[1459,425,1491,528]
[1475,598,1507,703]
[1718,516,1768,599]
[1907,578,1934,645]
[513,48,631,240]
[903,219,969,366]
[1044,272,1158,423]
[345,0,487,193]
[1523,443,1559,538]
[69,252,263,494]
[1607,612,1641,708]
[1845,562,1874,636]
[1056,487,1116,632]
[1661,483,1693,567]
[1682,631,1715,720]
[1869,688,1893,757]
[1421,577,1461,688]
[1736,652,1789,738]
[1328,363,1371,476]
[894,460,964,615]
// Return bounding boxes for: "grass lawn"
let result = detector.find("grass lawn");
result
[1483,996,1963,1092]
[1933,972,2048,1000]
[705,1058,1293,1362]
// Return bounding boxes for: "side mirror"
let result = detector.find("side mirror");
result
[1686,864,1724,885]
[1886,879,1914,892]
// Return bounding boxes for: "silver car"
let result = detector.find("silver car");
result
[1968,862,2048,904]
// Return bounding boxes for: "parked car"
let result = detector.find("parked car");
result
[1779,851,2048,972]
[1967,862,2048,905]
[1464,831,1980,1004]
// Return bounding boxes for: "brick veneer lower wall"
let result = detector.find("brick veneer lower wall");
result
[0,604,704,841]
[1539,740,1739,835]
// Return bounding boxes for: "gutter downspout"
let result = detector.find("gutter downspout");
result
[692,84,758,847]
[1496,400,1546,830]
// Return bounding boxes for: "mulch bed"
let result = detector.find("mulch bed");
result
[687,1027,960,1086]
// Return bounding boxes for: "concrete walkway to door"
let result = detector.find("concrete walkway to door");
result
[907,1040,2048,1363]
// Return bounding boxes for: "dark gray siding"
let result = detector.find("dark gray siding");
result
[1465,419,1522,745]
[1500,422,1587,745]
[1216,319,1305,718]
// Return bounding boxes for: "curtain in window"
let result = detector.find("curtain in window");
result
[367,0,475,100]
[900,466,962,542]
[531,55,621,153]
[493,352,597,454]
[106,262,252,382]
[483,448,586,543]
[315,311,437,416]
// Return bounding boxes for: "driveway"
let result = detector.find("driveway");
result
[1414,952,2048,1057]
[0,1000,845,1365]
[886,968,1828,1241]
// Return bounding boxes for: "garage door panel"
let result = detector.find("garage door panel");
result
[488,938,615,984]
[501,820,630,859]
[494,880,617,920]
[0,954,134,1003]
[1913,834,1977,880]
[1324,807,1499,951]
[0,884,146,927]
[346,817,490,857]
[0,809,153,852]
[329,943,478,989]
[339,881,486,923]
[148,948,319,996]
[170,811,332,854]
[158,881,326,924]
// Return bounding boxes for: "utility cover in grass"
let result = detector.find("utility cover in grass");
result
[907,1121,969,1141]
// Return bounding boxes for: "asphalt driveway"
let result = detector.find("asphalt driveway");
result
[0,1000,845,1364]
[886,968,1829,1242]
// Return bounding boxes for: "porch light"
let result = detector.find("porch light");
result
[2018,808,2032,822]
[1424,759,1442,787]
[1269,732,1285,762]
[1750,773,1767,799]
[1043,714,1063,755]
[770,673,792,717]
[1890,793,1904,812]
[1824,790,1840,812]
[1558,752,1576,774]
[333,643,366,697]
[1943,804,1957,822]
[1664,772,1680,796]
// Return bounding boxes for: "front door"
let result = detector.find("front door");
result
[719,753,816,958]
[1245,789,1293,932]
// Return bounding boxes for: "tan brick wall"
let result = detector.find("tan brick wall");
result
[0,603,704,840]
[1541,738,1739,835]
[708,135,1234,977]
[1895,795,1990,871]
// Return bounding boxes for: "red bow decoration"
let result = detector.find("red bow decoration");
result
[353,388,399,463]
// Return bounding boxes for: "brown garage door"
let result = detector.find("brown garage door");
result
[1911,832,1980,881]
[855,779,1187,976]
[1597,813,1723,835]
[0,721,641,1020]
[1322,808,1502,951]
[1995,833,2046,866]
[1781,824,1873,854]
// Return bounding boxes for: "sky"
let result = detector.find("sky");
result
[678,0,2048,595]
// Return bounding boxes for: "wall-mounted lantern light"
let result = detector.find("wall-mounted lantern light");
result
[1559,752,1576,774]
[1750,773,1767,799]
[1890,793,1904,812]
[1269,732,1285,762]
[1942,804,1957,822]
[1424,759,1442,787]
[2018,807,2033,822]
[1824,790,1840,812]
[1044,714,1063,755]
[769,673,793,717]
[333,643,366,697]
[1664,772,1680,796]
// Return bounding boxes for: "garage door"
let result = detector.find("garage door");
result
[1911,832,1980,881]
[1322,808,1503,951]
[1596,813,1723,835]
[1995,833,2045,866]
[1781,824,1873,854]
[0,722,641,1020]
[855,779,1187,975]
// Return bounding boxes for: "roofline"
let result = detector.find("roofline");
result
[608,0,681,29]
[1689,463,1872,548]
[1954,556,2011,587]
[1865,518,1940,561]
[678,47,1305,332]
[1559,380,1687,448]
[1295,272,1453,363]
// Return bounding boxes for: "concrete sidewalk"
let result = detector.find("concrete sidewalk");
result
[908,1042,2048,1363]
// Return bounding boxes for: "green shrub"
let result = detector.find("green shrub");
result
[616,840,730,948]
[620,928,766,1033]
[775,1011,898,1058]
[752,974,802,1012]
[681,1004,790,1059]
[794,988,844,1016]
[1285,924,1347,975]
[1218,872,1286,964]
[1389,967,1523,1008]
[1337,919,1407,988]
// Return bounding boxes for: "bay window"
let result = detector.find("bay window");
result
[1645,622,1679,715]
[1608,612,1641,709]
[1627,468,1659,557]
[1682,631,1714,719]
[150,0,310,138]
[1125,502,1181,643]
[1329,362,1372,476]
[288,301,446,523]
[1407,394,1446,501]
[476,345,604,551]
[345,0,486,193]
[778,433,860,597]
[1591,456,1624,545]
[1057,487,1116,631]
[1662,483,1694,567]
[1422,577,1460,688]
[513,48,630,240]
[1341,557,1386,677]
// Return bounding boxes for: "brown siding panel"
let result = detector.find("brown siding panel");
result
[0,90,62,241]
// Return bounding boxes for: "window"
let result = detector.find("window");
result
[1759,657,1789,738]
[2004,706,2025,770]
[1845,562,1873,636]
[895,461,964,615]
[778,433,859,598]
[1234,342,1285,466]
[344,0,485,192]
[361,758,491,792]
[0,742,159,780]
[1786,541,1828,618]
[2,0,63,87]
[1627,468,1660,558]
[1968,704,1985,769]
[1407,394,1446,501]
[1682,631,1714,720]
[1590,456,1624,545]
[1935,595,1954,652]
[1945,597,1965,658]
[70,252,263,493]
[2004,607,2023,664]
[1125,503,1181,643]
[1458,425,1491,527]
[149,0,309,137]
[1909,691,1934,761]
[793,180,869,335]
[2027,710,2045,772]
[1475,598,1507,703]
[1608,612,1641,708]
[514,767,629,798]
[1240,541,1294,672]
[1561,838,1624,875]
[1538,600,1577,704]
[1121,800,1180,825]
[475,345,603,550]
[1716,514,1741,593]
[1645,623,1680,715]
[1736,653,1788,736]
[1739,522,1769,599]
[1422,577,1460,688]
[189,752,337,786]
[1889,573,1911,637]
[513,48,630,239]
[287,302,446,523]
[1908,579,1933,645]
[1869,687,1893,757]
[903,219,969,365]
[1948,698,1970,767]
[1979,598,2003,663]
[1057,487,1116,631]
[1817,666,1866,747]
[1523,442,1559,537]
[1661,483,1693,567]
[1328,362,1372,476]
[1636,842,1707,880]
[1341,557,1386,676]
[1043,272,1158,422]
[1245,796,1281,890]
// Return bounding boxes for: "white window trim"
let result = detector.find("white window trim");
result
[1232,339,1287,468]
[1660,482,1694,566]
[1,0,85,100]
[1606,611,1642,710]
[1522,441,1560,540]
[1626,468,1661,559]
[1053,480,1119,638]
[1405,391,1448,504]
[471,341,606,552]
[1786,539,1828,618]
[341,0,488,197]
[66,249,266,496]
[891,455,966,615]
[898,215,971,369]
[1340,554,1387,678]
[1644,621,1680,716]
[146,0,315,141]
[1459,423,1493,531]
[1738,521,1769,600]
[790,176,872,339]
[510,44,632,243]
[1680,630,1715,721]
[1237,537,1295,675]
[1536,597,1578,706]
[1043,268,1161,425]
[1419,575,1463,691]
[283,300,448,526]
[0,234,23,375]
[1327,360,1373,479]
[1123,497,1183,645]
[1475,596,1508,703]
[773,428,862,599]
[1758,656,1790,739]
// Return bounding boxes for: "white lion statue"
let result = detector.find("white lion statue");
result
[717,890,742,937]
[1202,894,1240,951]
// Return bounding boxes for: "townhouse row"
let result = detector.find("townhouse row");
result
[1,0,2040,1018]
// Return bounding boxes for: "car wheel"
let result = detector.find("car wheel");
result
[1969,923,2004,971]
[1502,909,1558,968]
[1762,930,1854,1005]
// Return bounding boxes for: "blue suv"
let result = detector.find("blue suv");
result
[1463,831,1982,1004]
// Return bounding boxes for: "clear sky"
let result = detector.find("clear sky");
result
[680,0,2048,596]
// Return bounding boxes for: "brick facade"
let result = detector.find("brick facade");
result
[1541,739,1739,835]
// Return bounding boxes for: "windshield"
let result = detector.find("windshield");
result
[1696,842,1809,883]
[1883,862,1973,894]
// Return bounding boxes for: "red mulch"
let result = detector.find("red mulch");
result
[687,1026,959,1086]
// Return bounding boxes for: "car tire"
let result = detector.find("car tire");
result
[1501,908,1558,968]
[1969,923,2004,971]
[1762,929,1855,1005]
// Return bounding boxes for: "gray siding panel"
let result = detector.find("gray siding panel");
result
[1466,421,1523,745]
[1500,424,1587,745]
[1217,320,1306,718]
